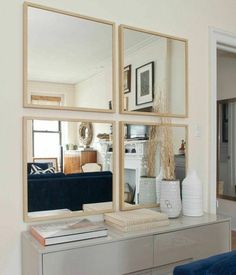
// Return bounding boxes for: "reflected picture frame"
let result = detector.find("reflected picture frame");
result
[33,157,59,172]
[124,64,131,94]
[135,62,154,106]
[124,96,128,111]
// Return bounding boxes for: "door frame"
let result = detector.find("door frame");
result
[209,27,236,213]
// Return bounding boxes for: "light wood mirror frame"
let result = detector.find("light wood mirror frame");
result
[119,121,188,211]
[119,25,188,118]
[23,2,116,113]
[23,116,116,222]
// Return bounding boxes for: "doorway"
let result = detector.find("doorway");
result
[209,28,236,214]
[217,97,236,201]
[215,43,236,233]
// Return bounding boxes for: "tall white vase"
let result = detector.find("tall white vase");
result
[156,168,163,204]
[182,169,203,216]
[160,180,182,218]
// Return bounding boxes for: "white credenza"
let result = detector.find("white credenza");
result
[22,214,231,275]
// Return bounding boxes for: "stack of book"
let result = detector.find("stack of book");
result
[104,209,169,232]
[30,219,108,246]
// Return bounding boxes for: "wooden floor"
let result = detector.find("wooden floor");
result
[232,231,236,250]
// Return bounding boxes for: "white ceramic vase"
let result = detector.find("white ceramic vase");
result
[182,169,203,216]
[156,168,163,204]
[160,180,182,218]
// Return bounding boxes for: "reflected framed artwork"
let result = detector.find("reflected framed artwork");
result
[33,157,58,172]
[136,62,154,106]
[124,65,131,94]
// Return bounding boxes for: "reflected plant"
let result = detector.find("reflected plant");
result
[159,123,175,180]
[146,85,175,180]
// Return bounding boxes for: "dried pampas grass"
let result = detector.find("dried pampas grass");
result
[146,86,175,180]
[160,121,175,180]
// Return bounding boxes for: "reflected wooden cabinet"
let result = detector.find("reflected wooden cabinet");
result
[64,150,97,174]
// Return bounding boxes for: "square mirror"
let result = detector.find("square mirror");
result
[24,3,115,112]
[23,117,115,221]
[119,122,187,210]
[119,25,188,117]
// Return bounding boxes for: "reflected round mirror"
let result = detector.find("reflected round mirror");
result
[24,3,115,112]
[23,117,114,222]
[78,122,93,148]
[119,25,188,117]
[120,122,187,210]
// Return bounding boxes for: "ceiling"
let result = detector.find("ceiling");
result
[28,7,160,84]
[28,7,113,84]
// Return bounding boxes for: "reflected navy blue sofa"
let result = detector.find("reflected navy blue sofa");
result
[174,250,236,275]
[28,171,112,212]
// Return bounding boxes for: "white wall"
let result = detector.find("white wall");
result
[1,0,236,274]
[168,39,186,115]
[124,37,185,114]
[124,38,167,111]
[75,64,112,109]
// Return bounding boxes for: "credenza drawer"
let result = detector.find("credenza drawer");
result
[22,216,231,275]
[43,236,153,275]
[153,222,230,267]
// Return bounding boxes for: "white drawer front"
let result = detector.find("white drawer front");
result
[152,258,192,275]
[43,236,153,275]
[125,269,152,275]
[154,222,230,267]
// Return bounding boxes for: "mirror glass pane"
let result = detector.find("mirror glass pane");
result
[217,101,236,200]
[121,27,187,116]
[25,118,113,219]
[26,6,114,111]
[122,123,186,207]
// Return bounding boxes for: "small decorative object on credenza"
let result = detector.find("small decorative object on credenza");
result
[182,169,203,216]
[136,62,154,106]
[30,219,108,246]
[104,209,169,232]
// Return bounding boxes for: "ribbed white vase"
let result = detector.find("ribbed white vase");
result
[160,180,181,218]
[156,168,163,204]
[182,169,203,216]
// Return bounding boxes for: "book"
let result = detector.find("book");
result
[105,219,170,232]
[30,219,108,246]
[104,209,168,227]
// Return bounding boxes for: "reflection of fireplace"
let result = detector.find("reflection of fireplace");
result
[125,168,139,203]
[124,140,148,204]
[125,169,136,189]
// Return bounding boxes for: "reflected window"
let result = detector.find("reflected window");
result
[32,120,62,169]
